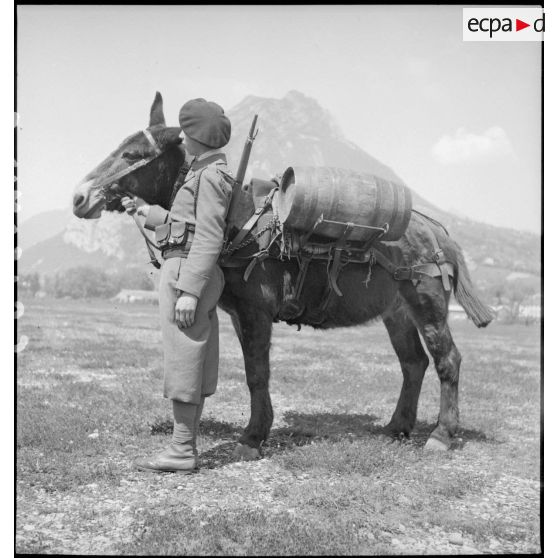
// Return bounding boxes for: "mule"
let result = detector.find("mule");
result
[73,92,493,458]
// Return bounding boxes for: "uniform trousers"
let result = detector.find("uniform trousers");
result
[159,256,224,404]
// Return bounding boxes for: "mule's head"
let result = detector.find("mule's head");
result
[72,92,185,219]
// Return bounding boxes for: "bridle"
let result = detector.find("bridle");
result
[83,129,166,218]
[91,128,170,268]
[98,129,163,191]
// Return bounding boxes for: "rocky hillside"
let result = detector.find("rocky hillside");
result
[224,90,402,184]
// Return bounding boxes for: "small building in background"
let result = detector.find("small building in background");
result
[448,303,467,321]
[112,289,158,304]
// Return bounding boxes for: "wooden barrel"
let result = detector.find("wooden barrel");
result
[276,166,412,242]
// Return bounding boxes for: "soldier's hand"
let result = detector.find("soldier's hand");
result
[121,196,149,216]
[175,293,198,329]
[121,196,137,215]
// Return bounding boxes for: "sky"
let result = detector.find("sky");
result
[17,5,542,232]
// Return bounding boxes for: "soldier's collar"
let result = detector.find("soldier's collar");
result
[197,148,224,161]
[190,152,227,171]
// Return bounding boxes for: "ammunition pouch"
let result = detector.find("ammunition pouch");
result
[162,239,194,260]
[155,221,195,250]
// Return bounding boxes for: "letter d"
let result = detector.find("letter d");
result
[534,14,545,32]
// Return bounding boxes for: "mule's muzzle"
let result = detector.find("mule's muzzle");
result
[72,180,104,219]
[73,192,86,211]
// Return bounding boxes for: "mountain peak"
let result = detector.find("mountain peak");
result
[226,90,401,182]
[284,90,309,101]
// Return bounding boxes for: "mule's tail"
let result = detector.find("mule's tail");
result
[453,246,495,328]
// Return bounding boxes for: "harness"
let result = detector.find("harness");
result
[221,189,455,325]
[98,134,454,321]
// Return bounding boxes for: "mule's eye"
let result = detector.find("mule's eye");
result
[122,151,143,161]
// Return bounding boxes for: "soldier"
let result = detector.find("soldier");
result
[122,98,232,474]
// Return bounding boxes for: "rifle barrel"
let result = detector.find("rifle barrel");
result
[235,114,259,186]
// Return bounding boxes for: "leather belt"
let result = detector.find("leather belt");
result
[162,240,193,260]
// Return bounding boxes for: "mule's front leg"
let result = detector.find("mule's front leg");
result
[230,305,274,461]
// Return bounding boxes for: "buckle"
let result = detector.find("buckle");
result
[432,249,446,264]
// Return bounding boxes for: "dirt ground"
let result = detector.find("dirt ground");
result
[16,298,541,555]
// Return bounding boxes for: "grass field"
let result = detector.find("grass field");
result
[16,297,541,555]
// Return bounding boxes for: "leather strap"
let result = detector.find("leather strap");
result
[371,246,454,287]
[225,189,277,254]
[192,171,202,219]
[97,129,163,191]
[326,223,354,296]
[131,212,160,250]
[328,249,347,296]
[294,254,312,299]
[131,212,161,269]
[412,211,453,291]
[393,262,455,283]
[169,161,193,206]
[142,129,162,155]
[242,251,268,281]
[242,231,282,282]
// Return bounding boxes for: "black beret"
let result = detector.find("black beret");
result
[178,98,231,149]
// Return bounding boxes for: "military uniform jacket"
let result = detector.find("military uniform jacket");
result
[144,152,232,298]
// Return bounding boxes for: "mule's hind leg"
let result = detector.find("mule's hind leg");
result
[382,302,429,439]
[229,304,274,461]
[401,280,462,450]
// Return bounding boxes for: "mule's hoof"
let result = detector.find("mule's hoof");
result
[380,426,410,443]
[232,444,261,461]
[379,433,396,444]
[424,437,450,451]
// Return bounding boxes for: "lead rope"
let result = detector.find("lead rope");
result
[130,157,195,270]
[130,212,161,269]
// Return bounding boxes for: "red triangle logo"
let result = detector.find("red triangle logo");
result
[516,19,530,31]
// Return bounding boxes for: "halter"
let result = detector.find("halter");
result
[93,128,168,268]
[98,129,163,193]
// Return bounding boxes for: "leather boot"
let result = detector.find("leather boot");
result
[136,400,201,474]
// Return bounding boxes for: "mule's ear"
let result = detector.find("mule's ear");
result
[159,127,183,148]
[149,92,166,127]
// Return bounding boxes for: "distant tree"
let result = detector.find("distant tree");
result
[18,273,40,296]
[499,282,537,324]
[42,274,57,297]
[491,284,505,306]
[112,267,155,291]
[54,266,119,299]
